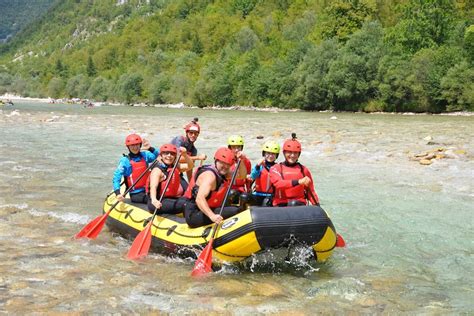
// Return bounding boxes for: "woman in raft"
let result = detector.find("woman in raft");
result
[146,143,193,214]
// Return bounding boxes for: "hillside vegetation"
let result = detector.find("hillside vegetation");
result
[0,0,473,112]
[0,0,56,42]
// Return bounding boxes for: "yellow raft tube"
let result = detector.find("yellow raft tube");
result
[103,194,340,263]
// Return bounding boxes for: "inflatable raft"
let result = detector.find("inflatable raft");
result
[103,193,341,263]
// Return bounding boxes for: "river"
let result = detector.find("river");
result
[0,102,472,313]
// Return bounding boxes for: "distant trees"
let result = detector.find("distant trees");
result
[0,0,472,112]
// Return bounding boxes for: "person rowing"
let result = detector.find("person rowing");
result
[146,143,193,214]
[269,134,320,207]
[183,147,246,228]
[113,134,159,204]
[171,118,206,181]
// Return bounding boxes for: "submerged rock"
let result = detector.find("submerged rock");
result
[419,159,433,165]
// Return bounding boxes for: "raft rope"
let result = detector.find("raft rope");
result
[103,196,336,255]
[104,198,211,239]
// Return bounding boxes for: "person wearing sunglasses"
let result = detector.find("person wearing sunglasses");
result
[146,144,194,214]
[171,118,207,181]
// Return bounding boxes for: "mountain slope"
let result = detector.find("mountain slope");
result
[0,0,56,42]
[0,0,472,112]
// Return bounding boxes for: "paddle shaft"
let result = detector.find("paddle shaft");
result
[209,158,242,240]
[126,153,182,259]
[190,158,242,276]
[148,152,182,221]
[109,159,159,211]
[305,183,319,206]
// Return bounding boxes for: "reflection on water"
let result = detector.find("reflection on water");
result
[0,102,472,313]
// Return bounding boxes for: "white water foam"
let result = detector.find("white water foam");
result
[28,208,90,224]
[0,203,29,210]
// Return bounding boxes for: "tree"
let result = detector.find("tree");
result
[321,0,376,42]
[385,0,456,54]
[86,55,97,77]
[324,21,384,110]
[406,46,464,112]
[65,74,90,98]
[47,77,64,98]
[232,0,258,19]
[464,25,474,65]
[117,73,143,104]
[55,59,68,77]
[87,76,111,101]
[441,61,474,111]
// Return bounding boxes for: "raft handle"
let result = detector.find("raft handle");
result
[166,225,177,236]
[143,217,151,227]
[202,227,212,238]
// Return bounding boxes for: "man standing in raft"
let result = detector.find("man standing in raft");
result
[171,118,206,181]
[270,134,320,207]
[184,147,247,228]
[113,134,159,203]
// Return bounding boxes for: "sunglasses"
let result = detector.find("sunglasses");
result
[161,151,176,156]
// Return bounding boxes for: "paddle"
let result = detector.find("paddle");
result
[307,188,345,248]
[191,159,242,277]
[127,152,182,260]
[75,159,158,239]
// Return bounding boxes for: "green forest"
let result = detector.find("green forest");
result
[0,0,473,112]
[0,0,55,41]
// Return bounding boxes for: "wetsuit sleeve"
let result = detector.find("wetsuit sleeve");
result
[269,165,294,189]
[250,165,262,180]
[144,149,158,163]
[148,146,158,155]
[304,167,320,205]
[113,157,130,194]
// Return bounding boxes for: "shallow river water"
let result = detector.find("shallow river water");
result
[0,102,472,314]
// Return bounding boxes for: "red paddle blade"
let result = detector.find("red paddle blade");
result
[336,233,346,248]
[75,210,111,239]
[127,222,153,260]
[191,239,214,277]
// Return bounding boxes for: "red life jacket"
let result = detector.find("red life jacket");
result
[184,165,229,208]
[146,164,183,198]
[125,156,149,191]
[254,164,274,194]
[231,156,251,192]
[271,163,307,205]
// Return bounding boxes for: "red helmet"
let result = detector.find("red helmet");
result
[283,133,301,153]
[125,134,142,146]
[184,118,200,133]
[159,143,177,154]
[214,147,235,165]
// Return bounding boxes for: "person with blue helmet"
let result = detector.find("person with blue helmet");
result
[113,133,159,204]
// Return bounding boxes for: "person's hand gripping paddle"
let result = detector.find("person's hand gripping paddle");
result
[127,152,182,260]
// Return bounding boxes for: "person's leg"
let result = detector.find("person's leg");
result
[130,191,148,204]
[160,198,186,214]
[147,197,155,213]
[227,189,240,205]
[287,200,305,207]
[184,201,213,228]
[239,192,250,209]
[218,206,241,219]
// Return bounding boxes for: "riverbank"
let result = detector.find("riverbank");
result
[2,93,472,116]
